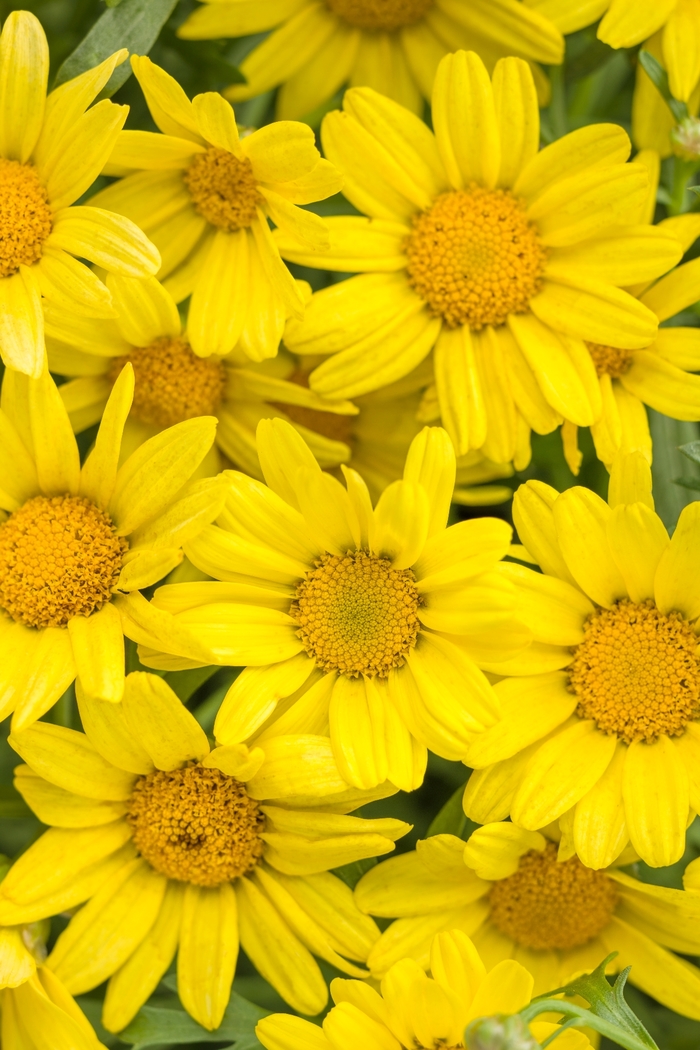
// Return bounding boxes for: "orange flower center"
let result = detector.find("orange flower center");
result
[489,843,618,950]
[325,0,433,30]
[128,765,265,886]
[586,341,633,378]
[405,186,547,329]
[0,495,126,629]
[291,550,421,677]
[184,148,261,232]
[109,336,227,429]
[569,599,700,743]
[0,159,53,278]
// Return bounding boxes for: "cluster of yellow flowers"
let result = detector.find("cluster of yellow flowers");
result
[1,3,700,1048]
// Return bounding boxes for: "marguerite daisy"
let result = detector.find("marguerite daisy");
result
[257,928,591,1050]
[134,421,526,791]
[355,822,700,1020]
[177,0,564,118]
[0,672,408,1030]
[278,51,682,465]
[0,365,220,728]
[0,11,160,377]
[88,57,342,361]
[464,453,700,870]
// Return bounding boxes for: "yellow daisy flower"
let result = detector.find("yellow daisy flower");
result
[463,453,700,871]
[632,31,700,159]
[88,56,342,361]
[0,12,160,377]
[0,365,220,729]
[257,928,590,1050]
[44,273,359,476]
[133,420,526,792]
[277,51,681,465]
[0,672,408,1031]
[537,0,700,104]
[354,822,700,1021]
[177,0,564,119]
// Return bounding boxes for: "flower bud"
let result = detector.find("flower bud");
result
[671,117,700,160]
[465,1015,540,1050]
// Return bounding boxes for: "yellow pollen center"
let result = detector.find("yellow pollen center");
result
[127,765,266,887]
[405,186,547,330]
[108,336,227,429]
[0,495,126,629]
[270,369,355,446]
[586,341,633,378]
[569,599,700,743]
[0,159,53,278]
[324,0,433,30]
[488,843,618,950]
[291,550,421,677]
[184,148,261,232]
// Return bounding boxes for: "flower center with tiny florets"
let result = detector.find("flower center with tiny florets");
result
[325,0,433,30]
[569,599,700,743]
[586,341,633,379]
[0,495,127,629]
[127,765,266,887]
[109,336,227,429]
[489,843,618,950]
[405,187,547,330]
[291,550,421,677]
[270,369,355,446]
[0,159,53,278]
[184,148,261,232]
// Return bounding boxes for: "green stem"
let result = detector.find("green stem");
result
[519,1000,656,1050]
[668,157,699,214]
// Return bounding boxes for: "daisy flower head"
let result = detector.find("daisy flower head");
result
[278,50,683,467]
[88,56,343,363]
[463,452,700,871]
[0,672,408,1031]
[44,273,360,477]
[257,927,591,1050]
[0,364,220,730]
[0,12,160,377]
[177,0,564,120]
[354,822,700,1021]
[134,420,527,793]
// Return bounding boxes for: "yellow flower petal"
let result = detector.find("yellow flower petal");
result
[122,671,209,771]
[79,361,134,509]
[37,246,115,318]
[11,624,77,732]
[215,656,316,745]
[178,881,239,1030]
[103,880,184,1033]
[573,741,628,869]
[130,55,203,143]
[640,257,700,321]
[433,325,486,457]
[0,11,48,163]
[606,502,669,604]
[547,225,682,286]
[622,736,689,866]
[46,99,127,210]
[48,206,161,278]
[48,858,167,994]
[514,123,631,202]
[10,721,135,801]
[246,734,349,800]
[192,90,241,154]
[258,1013,333,1050]
[432,50,500,191]
[598,0,676,48]
[654,501,700,620]
[463,822,546,880]
[553,486,627,607]
[511,719,617,828]
[0,265,44,377]
[68,602,125,704]
[14,764,127,827]
[0,926,35,987]
[492,56,539,188]
[465,959,534,1021]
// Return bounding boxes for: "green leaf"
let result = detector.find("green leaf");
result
[649,413,700,529]
[679,439,700,466]
[54,0,180,97]
[637,50,688,123]
[119,992,267,1049]
[427,782,479,840]
[519,954,659,1050]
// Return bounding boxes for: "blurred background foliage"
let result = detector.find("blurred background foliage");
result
[1,0,700,1047]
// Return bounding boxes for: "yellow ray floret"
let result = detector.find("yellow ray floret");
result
[0,365,221,728]
[0,671,409,1031]
[354,820,700,1023]
[276,50,682,469]
[257,927,590,1050]
[177,0,564,118]
[463,451,700,870]
[0,12,161,377]
[87,56,342,361]
[131,420,528,793]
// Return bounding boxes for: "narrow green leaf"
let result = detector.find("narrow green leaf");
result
[427,782,479,840]
[54,0,180,97]
[119,992,267,1049]
[638,51,688,123]
[648,412,700,529]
